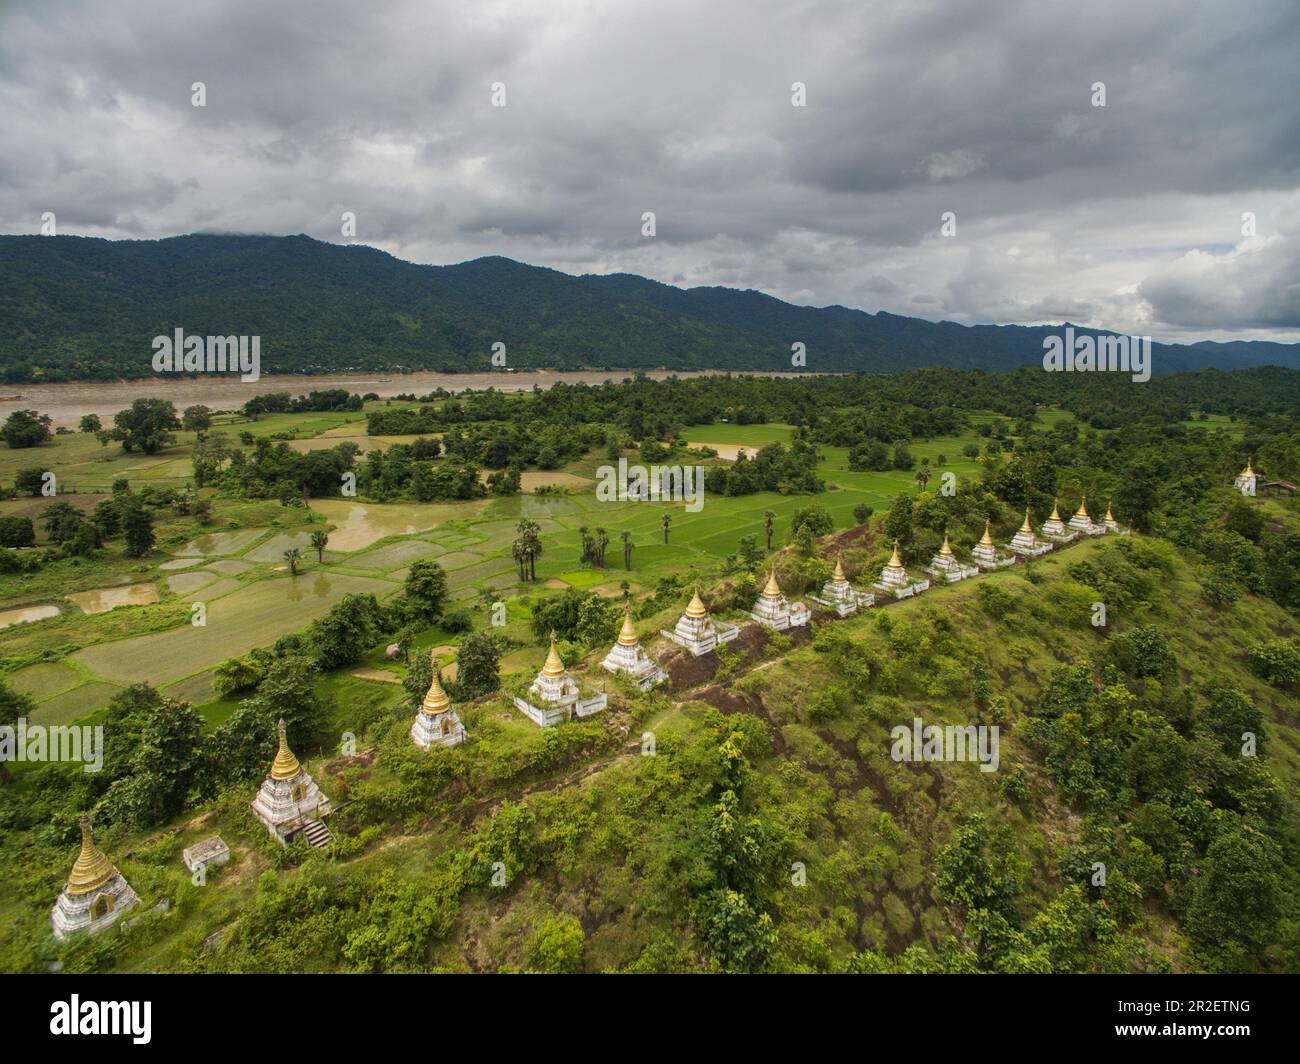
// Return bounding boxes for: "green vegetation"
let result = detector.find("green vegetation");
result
[2,367,1298,974]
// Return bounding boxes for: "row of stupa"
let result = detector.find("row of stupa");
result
[52,498,1131,937]
[486,500,1131,728]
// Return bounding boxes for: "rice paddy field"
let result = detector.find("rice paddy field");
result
[0,403,1007,729]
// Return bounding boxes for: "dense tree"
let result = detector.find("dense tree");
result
[112,398,180,454]
[121,501,155,556]
[1,409,51,449]
[453,631,501,699]
[309,593,386,669]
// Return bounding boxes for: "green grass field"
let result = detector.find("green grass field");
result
[0,403,1212,731]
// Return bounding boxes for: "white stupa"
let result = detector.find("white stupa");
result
[1040,499,1076,542]
[410,655,465,749]
[514,632,608,726]
[971,520,1016,571]
[602,609,667,689]
[1068,496,1104,536]
[926,532,979,583]
[51,816,140,940]
[1234,456,1259,496]
[1102,500,1129,535]
[661,588,740,656]
[250,719,333,847]
[749,568,811,630]
[873,541,929,598]
[809,557,874,616]
[1007,509,1053,557]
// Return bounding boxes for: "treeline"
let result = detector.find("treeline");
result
[242,389,363,417]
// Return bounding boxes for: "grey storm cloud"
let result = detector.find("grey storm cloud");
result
[1,0,1298,342]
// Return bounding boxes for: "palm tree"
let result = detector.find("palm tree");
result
[662,512,671,544]
[310,529,329,563]
[914,469,931,493]
[594,527,610,567]
[621,530,633,570]
[284,547,302,576]
[511,537,529,581]
[764,510,775,550]
[516,519,542,580]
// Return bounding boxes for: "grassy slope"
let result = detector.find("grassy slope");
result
[2,531,1296,973]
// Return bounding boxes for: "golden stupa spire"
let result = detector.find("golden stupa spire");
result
[886,540,904,569]
[541,630,567,678]
[939,532,954,557]
[65,815,114,896]
[832,556,847,583]
[1074,495,1089,519]
[1105,500,1115,522]
[421,653,452,714]
[763,567,782,597]
[685,587,708,617]
[1242,455,1254,477]
[270,718,301,781]
[617,608,639,646]
[1049,498,1062,522]
[979,519,994,547]
[1019,508,1033,534]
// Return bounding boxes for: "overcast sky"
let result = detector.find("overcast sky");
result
[2,0,1298,343]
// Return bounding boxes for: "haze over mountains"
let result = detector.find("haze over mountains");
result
[2,233,1298,382]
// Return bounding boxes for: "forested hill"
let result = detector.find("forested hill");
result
[3,233,1299,381]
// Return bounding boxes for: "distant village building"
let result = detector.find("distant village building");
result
[51,816,140,940]
[926,533,979,583]
[1234,456,1259,495]
[809,557,874,616]
[602,609,667,689]
[873,541,930,599]
[411,655,465,749]
[749,569,811,630]
[1007,509,1053,557]
[972,520,1016,570]
[661,588,740,656]
[250,720,333,848]
[514,632,608,727]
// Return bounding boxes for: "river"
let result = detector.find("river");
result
[0,369,806,428]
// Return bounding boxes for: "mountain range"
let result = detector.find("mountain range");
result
[2,233,1297,382]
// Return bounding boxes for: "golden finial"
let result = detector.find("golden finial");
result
[979,520,994,548]
[270,718,301,781]
[65,815,114,896]
[542,630,567,678]
[1242,455,1254,477]
[685,587,708,617]
[763,567,782,597]
[1074,495,1089,519]
[886,540,904,569]
[1105,500,1115,522]
[831,557,847,583]
[421,653,451,714]
[1019,509,1033,534]
[617,608,639,646]
[939,532,954,557]
[1049,498,1061,522]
